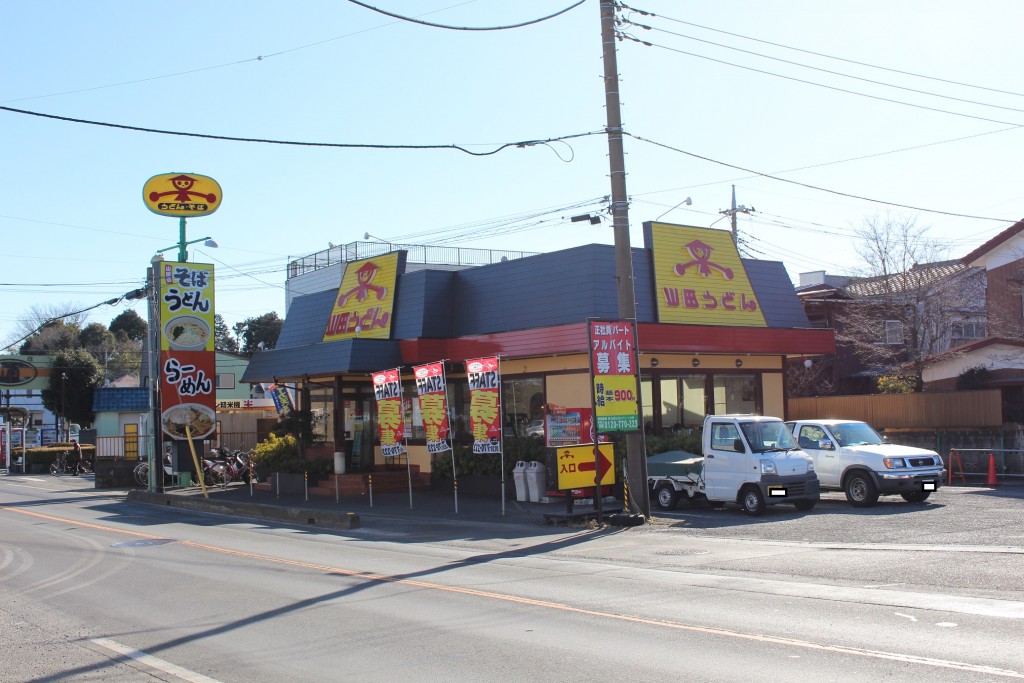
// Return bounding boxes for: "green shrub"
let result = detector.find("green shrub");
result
[644,431,702,456]
[250,433,333,478]
[18,444,96,469]
[956,365,992,390]
[430,437,548,479]
[251,433,302,474]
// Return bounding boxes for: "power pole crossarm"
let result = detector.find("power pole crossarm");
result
[720,185,755,245]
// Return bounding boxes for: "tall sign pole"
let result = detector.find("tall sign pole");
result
[600,0,650,517]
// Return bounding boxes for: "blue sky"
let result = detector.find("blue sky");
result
[4,0,1024,348]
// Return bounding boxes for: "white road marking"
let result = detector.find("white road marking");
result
[894,612,917,621]
[91,638,222,682]
[935,622,958,628]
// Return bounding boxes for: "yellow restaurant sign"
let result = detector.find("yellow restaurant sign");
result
[143,172,222,217]
[649,222,767,327]
[324,252,400,341]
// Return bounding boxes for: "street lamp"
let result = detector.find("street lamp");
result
[155,234,218,263]
[363,232,393,250]
[151,213,219,262]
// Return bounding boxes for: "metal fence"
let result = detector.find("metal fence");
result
[94,432,257,461]
[946,448,1024,482]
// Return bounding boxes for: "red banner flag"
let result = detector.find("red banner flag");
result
[413,361,450,454]
[372,368,405,457]
[466,357,502,454]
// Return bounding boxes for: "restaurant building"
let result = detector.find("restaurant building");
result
[241,222,834,474]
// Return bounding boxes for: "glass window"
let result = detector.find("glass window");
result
[712,374,756,414]
[216,373,235,389]
[641,377,655,433]
[502,377,545,437]
[884,320,904,345]
[308,386,335,445]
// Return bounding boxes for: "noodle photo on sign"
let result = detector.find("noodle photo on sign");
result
[162,403,215,439]
[164,316,210,350]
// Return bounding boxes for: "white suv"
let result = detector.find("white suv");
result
[786,419,945,507]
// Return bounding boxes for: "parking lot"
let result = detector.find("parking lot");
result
[648,485,1024,548]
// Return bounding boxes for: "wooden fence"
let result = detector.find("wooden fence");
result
[786,390,1003,429]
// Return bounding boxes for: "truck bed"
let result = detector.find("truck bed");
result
[647,450,703,478]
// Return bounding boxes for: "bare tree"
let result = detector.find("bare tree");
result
[5,303,89,353]
[835,213,985,390]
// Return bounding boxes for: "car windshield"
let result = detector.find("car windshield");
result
[831,422,884,447]
[739,421,797,453]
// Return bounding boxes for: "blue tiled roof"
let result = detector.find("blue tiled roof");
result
[93,387,149,412]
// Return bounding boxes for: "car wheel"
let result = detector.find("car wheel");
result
[741,486,766,516]
[845,472,879,507]
[654,484,680,511]
[901,491,931,503]
[793,499,816,512]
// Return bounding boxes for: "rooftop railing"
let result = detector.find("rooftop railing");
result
[287,240,538,278]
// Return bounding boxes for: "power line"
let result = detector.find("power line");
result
[626,132,1018,223]
[618,2,1024,99]
[344,0,586,31]
[0,105,603,157]
[1,2,488,104]
[617,34,1024,129]
[622,19,1024,116]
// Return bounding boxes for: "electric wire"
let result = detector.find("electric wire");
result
[0,106,603,157]
[625,132,1017,223]
[344,0,586,31]
[1,1,484,104]
[621,19,1024,116]
[618,2,1024,99]
[616,33,1024,129]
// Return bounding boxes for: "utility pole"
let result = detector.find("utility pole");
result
[720,185,755,245]
[600,0,650,517]
[60,372,67,442]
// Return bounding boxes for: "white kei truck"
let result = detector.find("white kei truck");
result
[648,414,820,516]
[785,419,946,507]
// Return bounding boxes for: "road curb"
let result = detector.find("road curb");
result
[126,490,361,530]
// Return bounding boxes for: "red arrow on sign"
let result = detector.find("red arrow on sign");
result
[577,449,613,483]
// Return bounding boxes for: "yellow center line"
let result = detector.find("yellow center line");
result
[5,506,1022,679]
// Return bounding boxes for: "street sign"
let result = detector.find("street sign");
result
[555,443,615,490]
[143,172,222,217]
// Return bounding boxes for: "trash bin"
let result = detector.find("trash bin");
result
[512,461,528,502]
[525,461,547,502]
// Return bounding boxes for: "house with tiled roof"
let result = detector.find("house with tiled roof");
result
[922,220,1024,420]
[794,260,987,395]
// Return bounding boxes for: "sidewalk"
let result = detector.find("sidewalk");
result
[125,480,624,531]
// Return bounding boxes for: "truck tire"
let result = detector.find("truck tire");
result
[740,486,766,516]
[793,499,816,512]
[901,491,931,503]
[845,471,879,507]
[654,484,680,511]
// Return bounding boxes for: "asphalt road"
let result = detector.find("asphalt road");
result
[1,474,1022,682]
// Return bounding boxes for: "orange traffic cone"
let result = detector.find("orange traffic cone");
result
[985,452,999,487]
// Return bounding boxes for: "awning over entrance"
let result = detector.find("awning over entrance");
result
[243,338,402,383]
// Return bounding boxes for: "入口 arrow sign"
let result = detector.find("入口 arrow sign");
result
[556,443,616,490]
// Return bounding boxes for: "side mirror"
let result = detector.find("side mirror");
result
[818,439,834,450]
[733,438,745,452]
